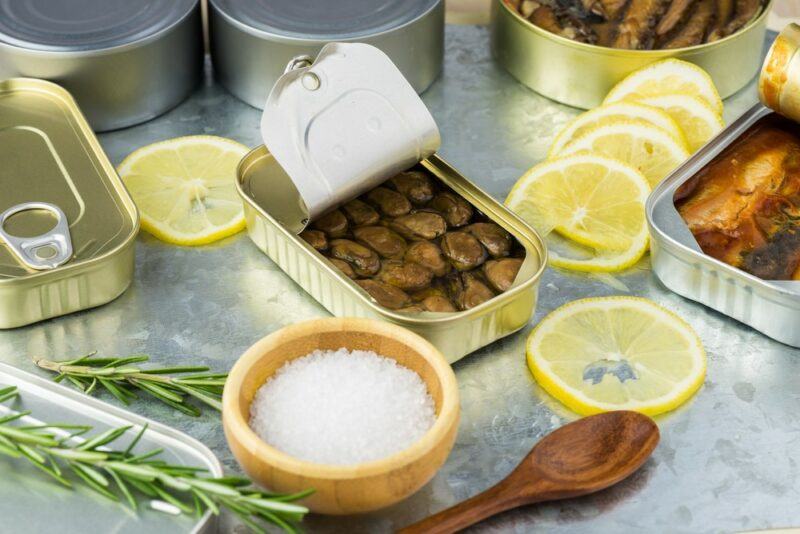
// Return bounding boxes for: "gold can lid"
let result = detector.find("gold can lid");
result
[759,23,800,121]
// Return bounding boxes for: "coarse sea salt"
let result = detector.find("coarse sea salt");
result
[249,348,436,466]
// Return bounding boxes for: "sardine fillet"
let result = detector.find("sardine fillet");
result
[663,0,715,48]
[677,125,800,274]
[655,0,693,37]
[612,0,667,49]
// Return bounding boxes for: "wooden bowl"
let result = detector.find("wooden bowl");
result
[222,317,460,515]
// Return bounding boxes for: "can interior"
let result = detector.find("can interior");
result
[238,146,544,317]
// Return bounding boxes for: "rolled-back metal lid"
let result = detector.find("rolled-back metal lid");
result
[261,42,441,230]
[760,23,800,123]
[211,0,439,40]
[0,0,197,51]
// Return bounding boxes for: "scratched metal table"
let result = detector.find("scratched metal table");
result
[2,25,796,534]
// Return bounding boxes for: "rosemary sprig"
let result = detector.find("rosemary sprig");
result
[0,386,310,533]
[34,352,226,416]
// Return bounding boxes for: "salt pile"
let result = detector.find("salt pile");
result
[249,348,436,465]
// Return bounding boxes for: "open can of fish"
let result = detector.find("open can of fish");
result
[491,0,772,109]
[209,0,444,109]
[0,0,203,131]
[237,43,546,362]
[648,24,800,346]
[0,79,139,329]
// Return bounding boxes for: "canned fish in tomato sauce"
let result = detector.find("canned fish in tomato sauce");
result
[647,24,800,347]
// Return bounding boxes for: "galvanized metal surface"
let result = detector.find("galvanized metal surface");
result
[0,363,221,533]
[491,0,772,109]
[0,25,797,533]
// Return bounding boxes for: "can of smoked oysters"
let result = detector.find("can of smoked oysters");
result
[237,43,547,363]
[647,24,800,347]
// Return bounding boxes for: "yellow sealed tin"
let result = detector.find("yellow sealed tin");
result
[0,79,139,328]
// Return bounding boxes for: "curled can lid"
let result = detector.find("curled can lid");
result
[759,23,800,122]
[260,42,441,229]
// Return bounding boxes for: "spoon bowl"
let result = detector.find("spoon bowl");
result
[400,411,659,534]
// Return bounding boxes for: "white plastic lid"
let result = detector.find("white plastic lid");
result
[260,42,441,227]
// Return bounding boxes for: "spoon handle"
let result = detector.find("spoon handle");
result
[398,480,525,534]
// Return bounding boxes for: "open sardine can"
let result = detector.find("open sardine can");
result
[237,42,546,363]
[647,23,800,347]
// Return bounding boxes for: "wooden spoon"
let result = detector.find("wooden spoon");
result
[399,411,659,534]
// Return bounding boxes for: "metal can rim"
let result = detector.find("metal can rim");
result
[497,0,773,55]
[0,0,199,58]
[209,0,442,45]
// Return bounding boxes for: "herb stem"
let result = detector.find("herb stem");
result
[33,354,226,416]
[0,387,309,532]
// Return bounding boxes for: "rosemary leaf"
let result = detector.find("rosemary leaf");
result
[70,463,117,500]
[77,425,132,451]
[0,386,19,403]
[130,379,184,404]
[123,424,147,457]
[144,366,211,375]
[106,467,137,510]
[192,487,219,515]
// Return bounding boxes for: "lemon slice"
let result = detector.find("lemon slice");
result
[548,102,685,158]
[604,59,723,115]
[118,136,249,246]
[558,119,690,188]
[506,154,649,254]
[527,297,706,416]
[636,94,725,153]
[547,240,649,273]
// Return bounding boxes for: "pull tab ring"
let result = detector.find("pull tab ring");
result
[284,55,313,74]
[0,202,73,270]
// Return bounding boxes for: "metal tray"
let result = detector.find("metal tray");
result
[0,78,139,329]
[0,0,202,131]
[209,0,444,108]
[647,104,800,347]
[238,148,546,363]
[0,362,221,533]
[490,0,771,109]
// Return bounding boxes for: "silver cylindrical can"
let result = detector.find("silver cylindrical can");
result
[0,0,203,131]
[209,0,444,109]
